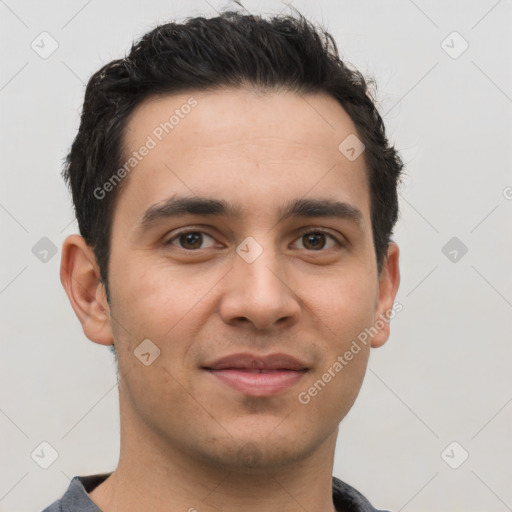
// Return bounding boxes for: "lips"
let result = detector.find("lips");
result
[203,353,308,396]
[203,353,308,371]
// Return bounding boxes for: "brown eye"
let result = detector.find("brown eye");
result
[293,229,340,251]
[302,232,326,250]
[166,231,216,250]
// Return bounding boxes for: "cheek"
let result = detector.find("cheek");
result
[108,256,223,352]
[293,269,375,416]
[300,269,378,341]
[111,256,176,318]
[295,343,370,442]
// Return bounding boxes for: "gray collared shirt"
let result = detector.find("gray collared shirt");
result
[41,473,390,512]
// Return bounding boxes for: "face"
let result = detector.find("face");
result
[69,87,399,473]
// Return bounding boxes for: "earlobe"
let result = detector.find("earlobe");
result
[370,242,401,348]
[60,234,114,346]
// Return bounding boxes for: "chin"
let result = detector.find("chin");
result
[193,426,324,474]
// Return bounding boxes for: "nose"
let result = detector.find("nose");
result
[218,241,301,332]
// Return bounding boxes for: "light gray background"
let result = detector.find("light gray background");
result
[1,0,511,511]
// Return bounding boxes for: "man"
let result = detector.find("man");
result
[44,8,402,512]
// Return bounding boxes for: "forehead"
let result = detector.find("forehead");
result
[115,87,370,228]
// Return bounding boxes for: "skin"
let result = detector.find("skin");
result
[61,87,400,512]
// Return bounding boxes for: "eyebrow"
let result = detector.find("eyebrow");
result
[137,195,364,231]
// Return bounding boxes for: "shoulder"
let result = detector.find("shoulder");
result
[41,500,62,512]
[332,476,391,512]
[40,474,109,512]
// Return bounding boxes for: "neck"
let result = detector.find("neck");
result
[89,410,339,512]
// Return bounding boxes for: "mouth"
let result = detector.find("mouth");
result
[202,353,309,397]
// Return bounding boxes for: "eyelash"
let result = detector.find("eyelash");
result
[164,227,344,251]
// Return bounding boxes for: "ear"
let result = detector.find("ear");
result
[60,234,114,346]
[370,242,401,348]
